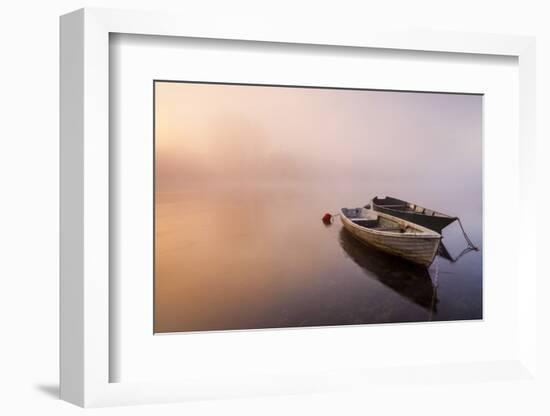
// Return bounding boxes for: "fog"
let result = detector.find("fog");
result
[155,82,482,196]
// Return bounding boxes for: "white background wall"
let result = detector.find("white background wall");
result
[0,1,548,414]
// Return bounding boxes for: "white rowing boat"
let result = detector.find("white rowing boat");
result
[340,207,441,267]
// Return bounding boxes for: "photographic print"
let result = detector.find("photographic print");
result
[154,81,482,333]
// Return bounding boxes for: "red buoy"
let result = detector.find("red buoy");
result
[322,213,332,224]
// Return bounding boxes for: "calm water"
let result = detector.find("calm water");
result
[154,183,482,333]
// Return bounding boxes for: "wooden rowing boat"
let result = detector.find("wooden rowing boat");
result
[372,196,457,233]
[340,207,441,267]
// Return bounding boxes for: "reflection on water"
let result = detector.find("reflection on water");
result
[438,241,478,263]
[154,185,482,333]
[338,229,438,312]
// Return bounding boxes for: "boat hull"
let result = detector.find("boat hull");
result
[340,212,441,267]
[372,196,457,233]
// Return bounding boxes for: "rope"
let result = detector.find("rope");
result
[453,246,478,262]
[456,218,479,251]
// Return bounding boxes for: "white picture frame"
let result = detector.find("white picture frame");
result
[60,7,537,407]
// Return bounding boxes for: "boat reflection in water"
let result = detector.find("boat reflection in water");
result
[338,228,438,313]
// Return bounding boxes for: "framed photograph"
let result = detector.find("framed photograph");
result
[60,8,538,407]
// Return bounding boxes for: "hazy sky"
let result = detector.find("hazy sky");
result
[155,82,482,193]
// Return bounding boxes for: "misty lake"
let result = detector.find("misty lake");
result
[154,183,482,333]
[154,83,483,333]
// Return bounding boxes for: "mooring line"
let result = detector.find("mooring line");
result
[456,218,479,251]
